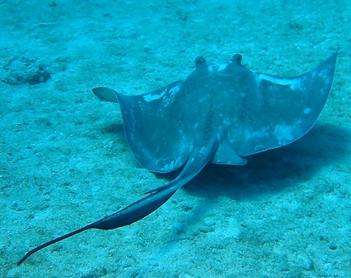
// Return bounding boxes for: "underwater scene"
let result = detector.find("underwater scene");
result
[1,0,350,277]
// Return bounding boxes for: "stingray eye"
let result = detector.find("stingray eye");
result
[231,54,242,65]
[195,56,206,67]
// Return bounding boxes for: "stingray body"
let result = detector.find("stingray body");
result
[17,53,336,265]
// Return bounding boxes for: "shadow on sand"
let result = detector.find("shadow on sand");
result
[183,123,350,200]
[163,123,350,240]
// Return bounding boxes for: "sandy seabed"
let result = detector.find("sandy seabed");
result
[1,0,350,277]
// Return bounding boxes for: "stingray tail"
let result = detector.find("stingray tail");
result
[17,224,93,265]
[92,143,218,229]
[17,143,218,265]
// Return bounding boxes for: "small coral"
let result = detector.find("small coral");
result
[2,57,51,85]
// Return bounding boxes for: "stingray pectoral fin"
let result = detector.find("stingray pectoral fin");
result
[237,53,337,156]
[92,87,119,103]
[17,142,218,265]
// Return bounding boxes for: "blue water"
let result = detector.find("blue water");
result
[1,1,350,277]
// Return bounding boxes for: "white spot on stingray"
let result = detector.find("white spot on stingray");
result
[254,144,265,151]
[303,107,311,114]
[318,68,330,80]
[218,64,227,71]
[208,65,216,72]
[257,73,307,93]
[223,118,230,126]
[242,127,269,152]
[143,90,164,102]
[169,85,179,95]
[143,85,180,103]
[274,124,293,145]
[162,158,181,171]
[244,127,269,141]
[162,85,180,106]
[167,160,176,169]
[208,64,227,72]
[317,69,333,88]
[324,77,331,87]
[199,146,207,155]
[289,79,302,91]
[258,74,292,86]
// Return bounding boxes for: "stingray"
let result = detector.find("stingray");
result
[17,53,336,265]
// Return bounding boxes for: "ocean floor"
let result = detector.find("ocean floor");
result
[1,0,351,277]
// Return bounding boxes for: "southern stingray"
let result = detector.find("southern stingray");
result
[17,53,336,265]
